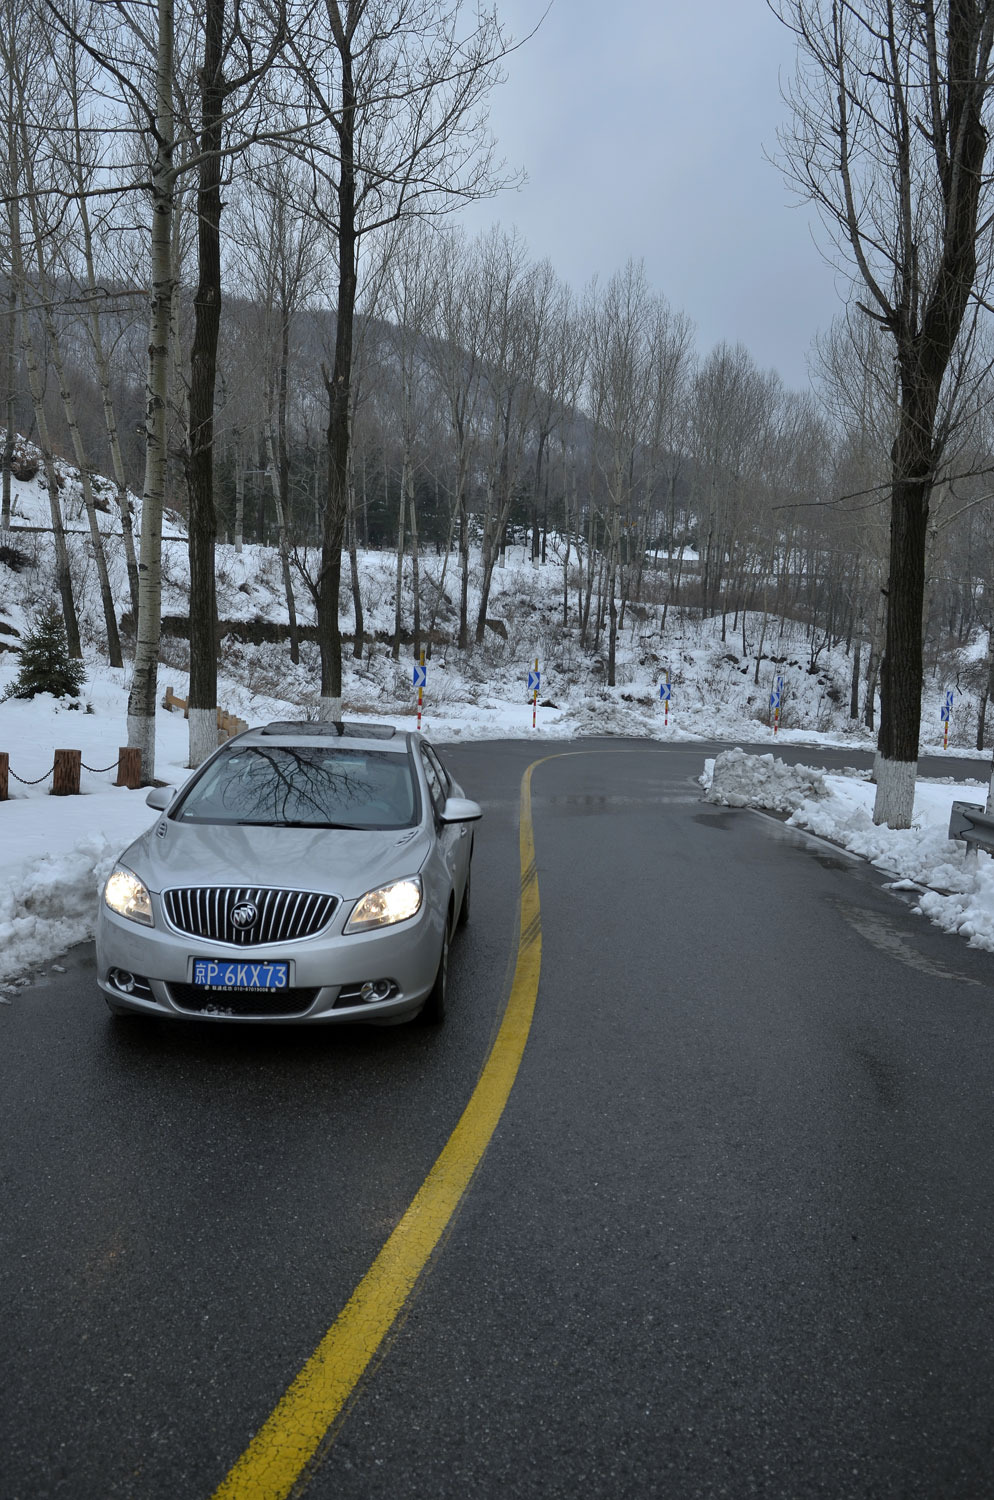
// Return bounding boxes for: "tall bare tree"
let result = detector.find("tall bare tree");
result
[774,0,994,826]
[285,0,514,718]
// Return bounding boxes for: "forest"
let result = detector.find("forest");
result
[4,0,994,828]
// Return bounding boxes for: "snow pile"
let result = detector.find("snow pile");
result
[918,865,994,949]
[701,748,994,953]
[703,747,829,811]
[788,779,973,891]
[0,833,118,987]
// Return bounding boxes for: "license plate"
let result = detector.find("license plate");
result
[192,960,289,991]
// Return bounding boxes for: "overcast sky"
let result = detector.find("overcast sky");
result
[459,1,843,391]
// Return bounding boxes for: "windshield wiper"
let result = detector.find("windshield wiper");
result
[278,819,364,829]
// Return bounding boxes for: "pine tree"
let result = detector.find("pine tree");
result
[7,605,87,700]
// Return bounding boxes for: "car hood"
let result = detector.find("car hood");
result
[118,818,433,900]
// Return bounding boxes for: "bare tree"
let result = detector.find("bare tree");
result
[0,0,82,656]
[423,227,489,648]
[588,262,659,685]
[285,0,515,718]
[774,0,994,826]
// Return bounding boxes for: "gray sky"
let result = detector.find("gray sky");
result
[460,1,844,391]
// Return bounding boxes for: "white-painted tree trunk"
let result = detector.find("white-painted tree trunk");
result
[872,758,917,829]
[126,0,174,785]
[188,706,217,769]
[319,695,343,723]
[127,711,157,785]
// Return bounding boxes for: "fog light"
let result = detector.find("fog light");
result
[359,979,395,1003]
[111,969,136,993]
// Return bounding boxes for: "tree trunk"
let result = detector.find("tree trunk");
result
[392,455,406,660]
[265,423,300,667]
[185,0,225,768]
[348,467,364,660]
[873,460,930,828]
[70,80,141,622]
[410,473,421,661]
[6,162,81,659]
[127,0,175,782]
[233,442,245,553]
[3,276,15,530]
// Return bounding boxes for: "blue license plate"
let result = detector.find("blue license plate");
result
[192,960,289,991]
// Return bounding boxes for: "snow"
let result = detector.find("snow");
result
[4,438,994,985]
[702,749,994,953]
[705,746,830,812]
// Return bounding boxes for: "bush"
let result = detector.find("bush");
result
[5,604,86,700]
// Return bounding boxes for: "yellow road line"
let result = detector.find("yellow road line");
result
[211,758,546,1500]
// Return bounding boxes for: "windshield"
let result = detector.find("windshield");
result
[173,746,420,829]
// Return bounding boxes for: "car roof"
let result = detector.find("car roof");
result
[235,720,408,751]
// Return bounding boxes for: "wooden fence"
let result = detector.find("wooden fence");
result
[161,686,248,741]
[0,693,247,800]
[0,746,142,799]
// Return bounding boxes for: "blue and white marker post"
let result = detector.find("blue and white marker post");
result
[659,674,672,727]
[413,651,427,731]
[770,675,784,736]
[942,689,954,751]
[528,660,541,729]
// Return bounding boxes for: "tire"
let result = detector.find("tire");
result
[420,920,450,1025]
[457,855,472,929]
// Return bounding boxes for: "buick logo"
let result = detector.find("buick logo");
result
[231,902,258,930]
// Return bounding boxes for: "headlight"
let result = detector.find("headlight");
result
[103,866,154,926]
[345,876,422,933]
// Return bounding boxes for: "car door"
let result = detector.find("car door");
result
[419,745,466,920]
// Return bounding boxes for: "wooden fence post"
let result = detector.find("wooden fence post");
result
[0,752,7,801]
[116,747,142,789]
[52,749,81,796]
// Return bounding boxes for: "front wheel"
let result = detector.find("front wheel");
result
[420,922,450,1025]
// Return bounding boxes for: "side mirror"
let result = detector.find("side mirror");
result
[145,786,176,811]
[439,796,482,824]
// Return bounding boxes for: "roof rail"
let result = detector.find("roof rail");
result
[259,720,397,739]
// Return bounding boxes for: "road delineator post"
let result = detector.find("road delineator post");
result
[413,649,426,731]
[529,658,540,730]
[659,673,671,727]
[942,689,954,751]
[770,674,784,737]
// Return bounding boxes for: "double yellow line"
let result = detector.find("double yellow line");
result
[212,758,546,1500]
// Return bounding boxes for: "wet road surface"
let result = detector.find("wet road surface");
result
[3,739,994,1499]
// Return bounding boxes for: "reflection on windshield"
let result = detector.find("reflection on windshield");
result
[175,748,419,829]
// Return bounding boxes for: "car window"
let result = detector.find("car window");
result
[173,747,420,829]
[423,744,451,796]
[419,749,446,817]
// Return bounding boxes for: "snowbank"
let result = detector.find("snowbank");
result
[701,748,994,954]
[703,747,829,811]
[0,786,169,987]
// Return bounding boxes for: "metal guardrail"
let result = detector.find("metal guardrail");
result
[948,800,994,855]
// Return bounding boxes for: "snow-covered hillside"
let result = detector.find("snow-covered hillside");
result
[2,440,994,985]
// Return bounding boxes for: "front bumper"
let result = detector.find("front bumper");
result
[96,894,445,1024]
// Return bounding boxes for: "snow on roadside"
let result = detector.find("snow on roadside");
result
[703,746,830,811]
[0,791,169,987]
[701,748,994,954]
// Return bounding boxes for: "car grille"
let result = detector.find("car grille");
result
[169,984,319,1018]
[163,886,338,946]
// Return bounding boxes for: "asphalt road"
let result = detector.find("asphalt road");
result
[4,738,994,1500]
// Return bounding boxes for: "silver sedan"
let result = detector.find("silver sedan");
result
[96,721,480,1025]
